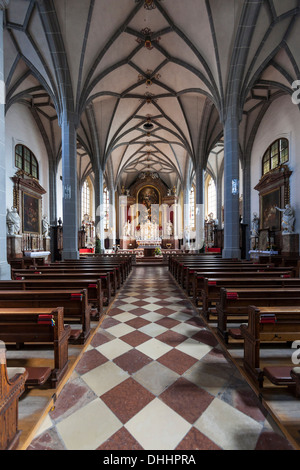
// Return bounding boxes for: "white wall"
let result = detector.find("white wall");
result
[5,103,49,218]
[250,94,300,235]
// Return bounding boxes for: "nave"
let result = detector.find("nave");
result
[26,266,293,451]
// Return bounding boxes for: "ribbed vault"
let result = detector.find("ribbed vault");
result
[3,0,300,193]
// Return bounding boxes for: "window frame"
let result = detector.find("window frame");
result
[103,186,110,231]
[81,179,91,220]
[15,144,39,179]
[189,185,195,230]
[206,175,217,220]
[262,138,289,176]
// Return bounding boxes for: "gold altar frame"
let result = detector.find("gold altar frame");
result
[22,192,41,234]
[136,185,162,225]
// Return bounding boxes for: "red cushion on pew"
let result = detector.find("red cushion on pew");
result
[25,367,52,386]
[228,328,243,339]
[263,366,295,385]
[69,329,82,342]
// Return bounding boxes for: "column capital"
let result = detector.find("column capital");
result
[0,1,9,10]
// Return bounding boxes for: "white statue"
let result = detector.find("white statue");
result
[166,221,173,237]
[42,215,50,236]
[123,221,131,237]
[251,212,259,237]
[275,204,295,234]
[6,207,21,235]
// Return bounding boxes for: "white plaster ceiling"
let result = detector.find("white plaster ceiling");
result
[3,0,300,191]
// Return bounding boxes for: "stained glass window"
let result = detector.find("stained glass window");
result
[15,144,39,179]
[262,139,289,176]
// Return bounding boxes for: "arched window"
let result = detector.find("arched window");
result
[81,179,91,220]
[189,186,195,229]
[104,187,109,231]
[15,144,39,179]
[207,176,216,219]
[262,138,289,176]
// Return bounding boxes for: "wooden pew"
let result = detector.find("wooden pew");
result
[169,256,255,280]
[13,271,112,306]
[201,276,300,317]
[192,270,293,307]
[182,264,295,294]
[0,340,28,450]
[0,279,103,319]
[57,257,132,281]
[0,307,70,389]
[216,288,300,343]
[49,262,124,287]
[0,290,91,344]
[15,266,119,295]
[240,305,300,393]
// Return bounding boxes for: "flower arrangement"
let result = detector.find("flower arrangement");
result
[154,247,162,256]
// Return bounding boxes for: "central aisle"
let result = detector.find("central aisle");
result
[28,266,293,450]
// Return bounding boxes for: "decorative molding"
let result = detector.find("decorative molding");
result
[136,28,161,50]
[135,0,162,11]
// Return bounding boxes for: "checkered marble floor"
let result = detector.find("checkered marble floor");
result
[28,266,294,450]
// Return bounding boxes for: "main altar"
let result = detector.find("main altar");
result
[119,172,178,252]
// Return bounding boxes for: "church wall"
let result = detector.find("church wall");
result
[250,94,300,236]
[5,103,50,218]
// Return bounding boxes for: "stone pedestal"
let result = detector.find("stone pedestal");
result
[7,235,22,259]
[43,236,51,252]
[281,233,299,257]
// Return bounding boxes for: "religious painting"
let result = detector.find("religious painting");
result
[138,186,160,223]
[260,188,281,231]
[23,192,40,233]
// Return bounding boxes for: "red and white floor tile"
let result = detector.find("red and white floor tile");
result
[28,266,294,451]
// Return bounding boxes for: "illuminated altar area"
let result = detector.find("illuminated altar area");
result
[119,172,178,252]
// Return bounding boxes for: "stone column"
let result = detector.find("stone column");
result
[183,185,190,248]
[195,164,205,252]
[119,195,128,248]
[108,187,116,248]
[94,167,105,251]
[222,111,241,259]
[0,1,11,279]
[61,113,79,259]
[242,159,251,259]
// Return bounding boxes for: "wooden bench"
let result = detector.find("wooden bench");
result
[172,260,259,286]
[0,290,91,344]
[182,264,295,294]
[56,258,132,281]
[13,270,112,306]
[0,307,71,388]
[200,276,300,317]
[0,340,28,450]
[216,287,300,343]
[49,262,124,288]
[192,270,293,307]
[0,279,104,319]
[240,305,300,394]
[15,266,119,295]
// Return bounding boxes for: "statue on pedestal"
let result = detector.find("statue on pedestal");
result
[123,221,131,237]
[42,215,50,237]
[275,204,295,234]
[6,207,21,236]
[251,212,259,238]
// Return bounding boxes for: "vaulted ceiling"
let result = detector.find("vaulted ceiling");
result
[4,0,300,192]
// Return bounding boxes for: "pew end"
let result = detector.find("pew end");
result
[0,341,28,450]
